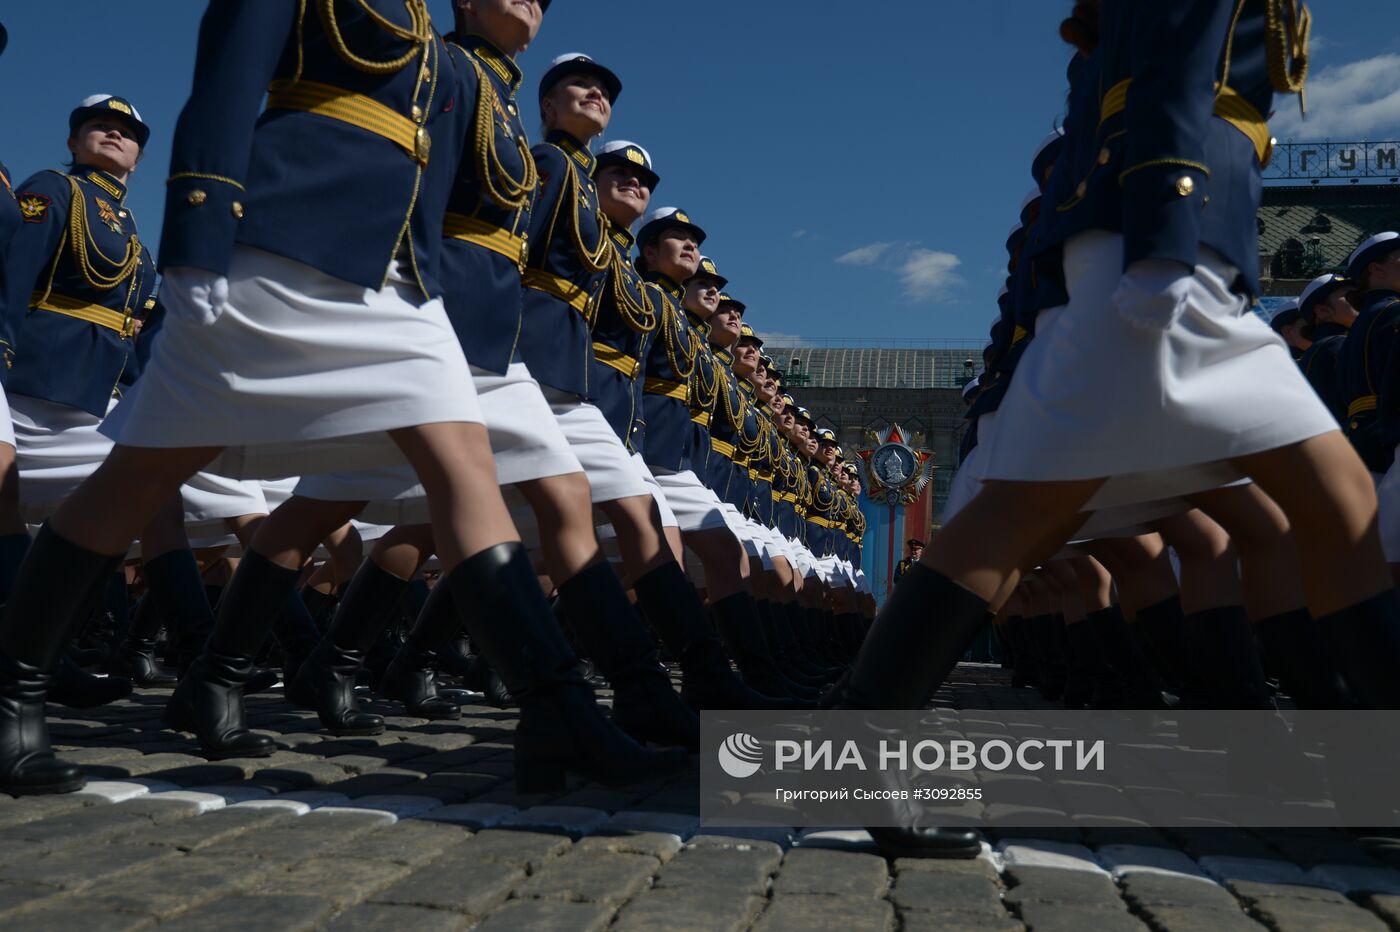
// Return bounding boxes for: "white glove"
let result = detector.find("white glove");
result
[160,266,229,327]
[1111,259,1194,331]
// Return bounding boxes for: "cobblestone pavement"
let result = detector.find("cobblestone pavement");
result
[3,664,1400,930]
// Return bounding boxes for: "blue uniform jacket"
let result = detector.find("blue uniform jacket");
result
[1035,0,1291,297]
[706,346,743,499]
[518,132,610,397]
[161,0,461,300]
[439,35,536,375]
[0,162,23,370]
[639,273,698,473]
[1298,322,1347,424]
[1340,289,1400,474]
[5,166,155,414]
[587,225,655,448]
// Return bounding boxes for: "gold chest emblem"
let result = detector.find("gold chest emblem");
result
[95,197,123,233]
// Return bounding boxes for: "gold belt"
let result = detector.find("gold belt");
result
[443,213,527,268]
[781,492,798,504]
[690,411,711,428]
[267,79,430,165]
[592,341,640,379]
[32,293,134,337]
[1012,325,1028,344]
[524,269,591,316]
[1349,395,1378,417]
[711,437,736,459]
[1100,80,1273,167]
[644,376,688,402]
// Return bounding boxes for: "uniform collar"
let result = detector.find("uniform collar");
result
[643,270,683,300]
[548,131,595,171]
[1311,321,1348,339]
[686,309,711,335]
[1364,288,1400,309]
[712,344,733,363]
[738,379,757,398]
[72,165,128,204]
[454,33,523,93]
[608,225,635,251]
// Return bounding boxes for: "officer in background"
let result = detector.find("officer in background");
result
[1270,301,1311,362]
[1339,233,1400,481]
[1297,273,1357,423]
[895,538,923,583]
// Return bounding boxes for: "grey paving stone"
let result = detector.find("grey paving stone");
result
[369,859,523,915]
[1118,872,1242,910]
[336,794,442,819]
[0,795,97,831]
[327,819,471,866]
[1131,904,1267,931]
[754,894,896,932]
[253,761,352,787]
[898,913,1023,932]
[0,882,56,916]
[455,828,572,871]
[130,808,291,851]
[154,893,336,931]
[1308,864,1400,895]
[771,848,889,897]
[398,732,478,753]
[501,805,609,837]
[893,853,1002,881]
[0,902,152,931]
[252,855,411,905]
[1366,894,1400,927]
[1227,880,1353,906]
[654,842,783,896]
[1004,864,1125,906]
[417,802,517,829]
[1012,902,1147,932]
[890,870,1006,915]
[89,752,210,777]
[600,809,698,840]
[324,903,471,931]
[0,843,175,891]
[473,898,614,931]
[576,831,683,863]
[192,810,388,862]
[611,888,765,932]
[1247,897,1390,932]
[516,850,659,904]
[59,851,274,918]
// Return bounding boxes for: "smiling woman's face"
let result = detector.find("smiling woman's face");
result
[541,74,612,142]
[69,118,141,177]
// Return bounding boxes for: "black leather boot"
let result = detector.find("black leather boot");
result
[1254,608,1353,709]
[443,543,691,793]
[1090,605,1167,709]
[104,594,178,687]
[141,549,218,673]
[1,526,124,795]
[1183,605,1272,709]
[1061,619,1115,710]
[464,652,516,707]
[48,652,134,707]
[271,588,325,684]
[0,531,32,604]
[556,561,698,752]
[1027,615,1067,701]
[711,594,820,701]
[830,564,988,859]
[379,582,461,720]
[300,585,341,635]
[772,602,842,681]
[632,562,808,711]
[436,634,475,676]
[1132,594,1193,694]
[288,559,407,735]
[761,603,837,687]
[1005,615,1041,688]
[1320,590,1400,708]
[163,550,294,758]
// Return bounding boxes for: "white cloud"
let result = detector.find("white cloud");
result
[756,331,809,347]
[1272,53,1400,140]
[835,241,895,266]
[899,249,963,299]
[792,229,808,239]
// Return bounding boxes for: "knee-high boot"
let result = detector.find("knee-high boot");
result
[163,550,296,758]
[829,563,988,859]
[443,543,691,792]
[0,525,124,794]
[1320,590,1400,708]
[140,549,216,673]
[104,593,178,686]
[378,581,462,720]
[631,561,809,711]
[554,561,699,752]
[710,594,820,701]
[288,559,408,735]
[1253,608,1353,709]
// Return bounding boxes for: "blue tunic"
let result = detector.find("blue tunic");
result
[588,225,655,449]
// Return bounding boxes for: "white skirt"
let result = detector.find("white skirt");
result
[983,231,1336,511]
[651,467,729,532]
[0,383,14,450]
[101,247,481,479]
[1378,444,1400,562]
[542,389,651,505]
[294,362,582,525]
[11,393,267,533]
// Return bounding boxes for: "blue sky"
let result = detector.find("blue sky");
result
[4,2,1398,342]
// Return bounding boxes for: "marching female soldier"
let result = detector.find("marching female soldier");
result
[0,0,687,796]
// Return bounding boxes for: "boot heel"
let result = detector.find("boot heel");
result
[161,679,196,733]
[515,755,569,794]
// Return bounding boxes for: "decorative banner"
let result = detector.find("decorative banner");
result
[857,424,934,507]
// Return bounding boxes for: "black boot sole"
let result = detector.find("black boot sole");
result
[160,700,277,760]
[1,774,86,796]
